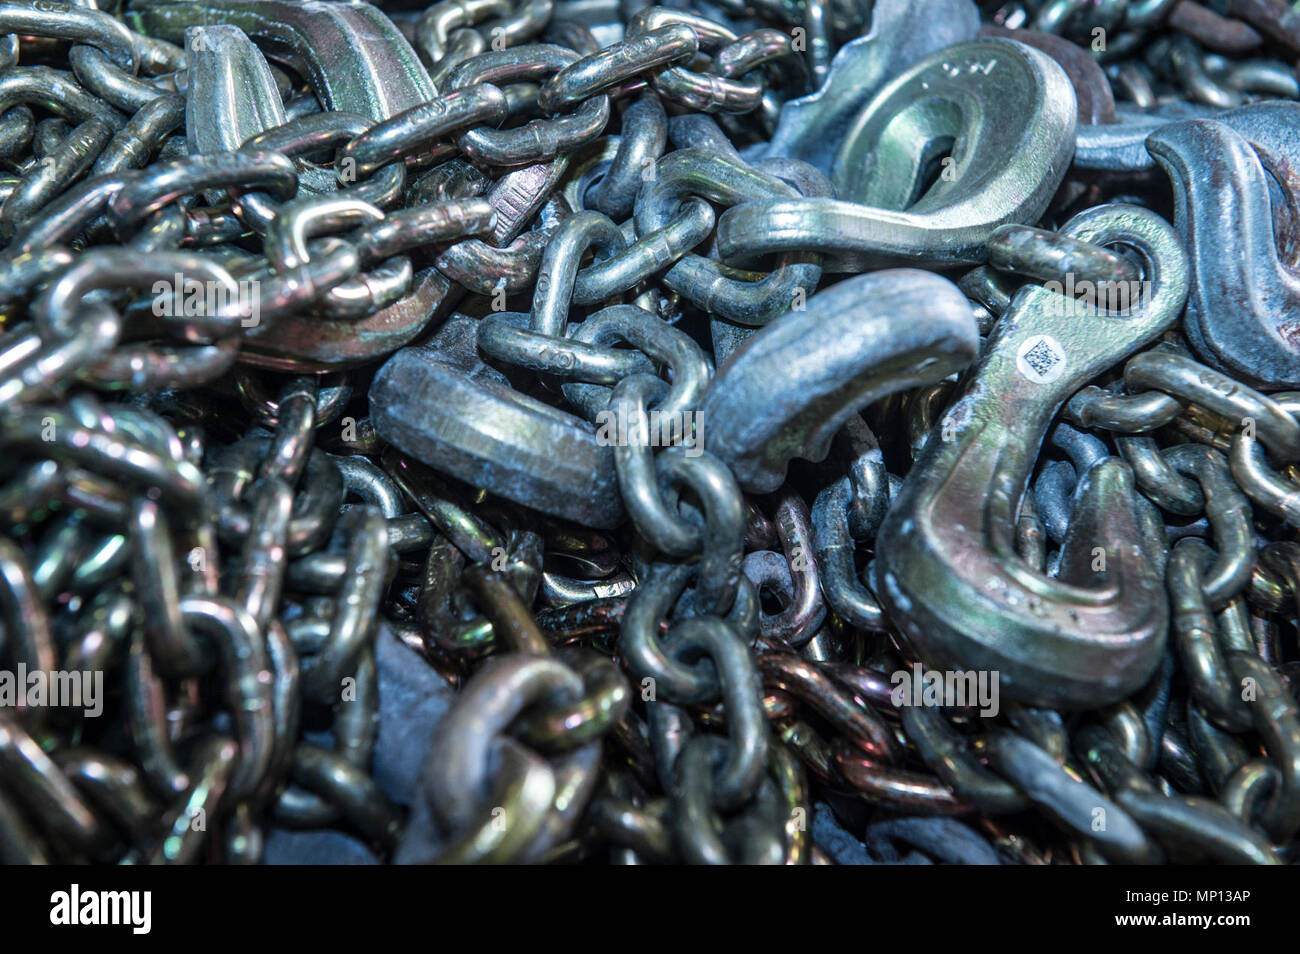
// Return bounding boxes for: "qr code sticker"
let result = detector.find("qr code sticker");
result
[1016,334,1066,383]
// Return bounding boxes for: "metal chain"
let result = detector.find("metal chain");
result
[3,0,1300,867]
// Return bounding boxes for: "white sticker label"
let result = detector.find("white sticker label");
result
[1016,334,1066,383]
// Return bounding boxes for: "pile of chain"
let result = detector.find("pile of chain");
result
[2,0,1300,865]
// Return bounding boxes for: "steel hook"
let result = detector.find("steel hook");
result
[875,204,1190,709]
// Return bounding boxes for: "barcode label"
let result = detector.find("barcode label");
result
[1016,334,1066,384]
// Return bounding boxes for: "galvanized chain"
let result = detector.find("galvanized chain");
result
[4,0,1300,867]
